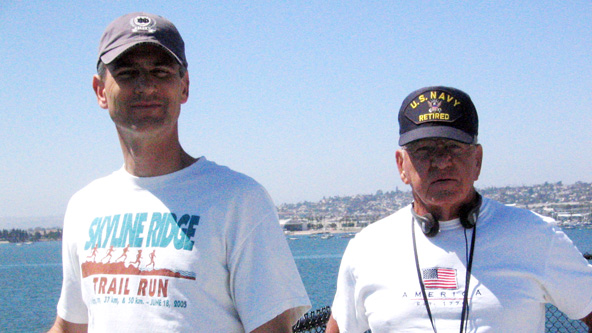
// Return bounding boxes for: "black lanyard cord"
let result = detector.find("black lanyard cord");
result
[460,225,477,332]
[412,217,477,333]
[412,218,438,333]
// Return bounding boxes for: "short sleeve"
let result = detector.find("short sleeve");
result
[56,203,89,323]
[331,237,370,332]
[542,226,592,320]
[227,185,310,332]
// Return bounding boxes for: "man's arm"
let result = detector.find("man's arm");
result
[251,309,295,333]
[47,316,87,333]
[325,314,340,333]
[582,311,592,329]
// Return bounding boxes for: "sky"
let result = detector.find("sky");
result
[1,1,591,221]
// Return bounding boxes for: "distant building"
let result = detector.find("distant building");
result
[280,218,308,232]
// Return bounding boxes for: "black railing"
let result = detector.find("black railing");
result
[292,306,331,333]
[293,305,590,332]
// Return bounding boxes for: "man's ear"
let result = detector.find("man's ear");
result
[396,149,410,184]
[92,74,109,110]
[180,71,189,104]
[473,144,483,181]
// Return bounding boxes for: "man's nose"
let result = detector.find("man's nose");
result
[134,72,157,94]
[430,149,453,168]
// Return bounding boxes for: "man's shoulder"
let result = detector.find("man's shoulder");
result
[344,206,412,259]
[480,197,556,228]
[199,158,257,182]
[70,169,122,198]
[357,205,412,237]
[196,158,265,193]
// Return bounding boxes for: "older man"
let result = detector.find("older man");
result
[50,12,309,332]
[327,86,592,332]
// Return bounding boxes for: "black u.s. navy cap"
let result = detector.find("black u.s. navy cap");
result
[398,86,478,146]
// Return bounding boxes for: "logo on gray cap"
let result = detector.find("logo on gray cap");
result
[131,16,156,33]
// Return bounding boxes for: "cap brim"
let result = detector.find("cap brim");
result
[399,126,476,146]
[98,41,186,69]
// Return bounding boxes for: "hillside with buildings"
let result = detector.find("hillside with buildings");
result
[1,181,591,242]
[278,181,592,232]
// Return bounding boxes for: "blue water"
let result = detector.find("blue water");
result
[288,234,351,310]
[0,228,590,332]
[0,242,62,332]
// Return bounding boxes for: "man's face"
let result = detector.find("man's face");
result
[396,138,483,215]
[93,44,189,135]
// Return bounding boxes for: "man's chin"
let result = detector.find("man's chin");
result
[426,189,464,205]
[126,119,168,131]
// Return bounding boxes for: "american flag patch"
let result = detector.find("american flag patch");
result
[422,268,458,289]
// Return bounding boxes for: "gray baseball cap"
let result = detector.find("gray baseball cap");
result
[97,12,188,69]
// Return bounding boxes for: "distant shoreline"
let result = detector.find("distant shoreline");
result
[285,228,362,236]
[0,239,60,245]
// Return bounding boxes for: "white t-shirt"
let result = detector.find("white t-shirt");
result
[57,157,310,332]
[332,197,592,332]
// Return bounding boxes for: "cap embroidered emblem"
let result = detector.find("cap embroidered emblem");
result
[428,99,442,113]
[130,16,157,33]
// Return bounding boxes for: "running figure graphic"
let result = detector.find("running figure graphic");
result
[100,246,115,263]
[86,244,99,262]
[130,250,143,268]
[147,250,156,269]
[115,244,130,262]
